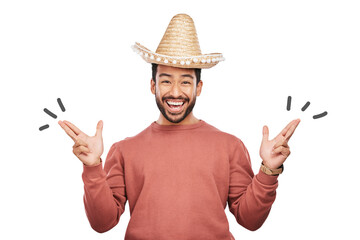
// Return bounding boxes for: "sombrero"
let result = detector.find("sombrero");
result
[131,13,225,69]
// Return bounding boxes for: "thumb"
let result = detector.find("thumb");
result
[262,125,269,142]
[95,120,103,137]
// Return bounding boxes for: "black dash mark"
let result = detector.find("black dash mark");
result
[57,98,65,112]
[313,111,328,119]
[39,124,49,131]
[286,96,292,111]
[40,97,66,131]
[44,108,57,119]
[301,101,311,111]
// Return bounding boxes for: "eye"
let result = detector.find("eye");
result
[182,81,191,85]
[161,80,171,84]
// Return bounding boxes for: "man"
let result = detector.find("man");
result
[58,14,300,240]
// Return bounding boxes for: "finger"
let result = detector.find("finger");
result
[278,119,298,138]
[262,125,269,142]
[73,138,88,148]
[58,120,78,142]
[284,119,301,141]
[273,138,289,149]
[73,145,92,157]
[95,120,103,138]
[63,120,83,136]
[272,146,291,157]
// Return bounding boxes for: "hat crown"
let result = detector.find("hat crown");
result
[155,14,202,57]
[132,13,224,69]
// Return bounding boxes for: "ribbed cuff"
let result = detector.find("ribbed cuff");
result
[82,158,106,180]
[256,169,279,185]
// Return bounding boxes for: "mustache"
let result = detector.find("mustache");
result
[162,96,189,102]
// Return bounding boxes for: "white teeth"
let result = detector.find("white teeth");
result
[167,101,184,106]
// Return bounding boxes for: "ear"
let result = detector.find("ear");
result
[150,78,156,95]
[196,80,203,97]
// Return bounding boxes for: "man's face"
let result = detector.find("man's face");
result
[151,65,203,124]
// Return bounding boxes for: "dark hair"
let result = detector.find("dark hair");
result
[151,63,201,85]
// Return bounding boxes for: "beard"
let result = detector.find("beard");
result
[155,92,197,124]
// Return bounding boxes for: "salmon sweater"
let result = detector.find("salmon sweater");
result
[82,120,279,240]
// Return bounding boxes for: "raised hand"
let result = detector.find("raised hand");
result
[260,119,301,169]
[58,120,104,166]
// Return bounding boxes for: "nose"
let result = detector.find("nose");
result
[170,82,182,97]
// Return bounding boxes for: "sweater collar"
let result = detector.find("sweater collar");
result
[151,119,206,131]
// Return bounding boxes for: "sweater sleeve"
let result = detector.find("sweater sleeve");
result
[82,142,127,233]
[227,139,278,231]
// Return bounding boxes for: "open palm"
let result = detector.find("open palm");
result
[260,119,300,169]
[58,120,104,166]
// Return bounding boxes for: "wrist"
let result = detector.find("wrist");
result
[84,157,102,167]
[261,160,282,170]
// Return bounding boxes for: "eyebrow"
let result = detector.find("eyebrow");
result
[181,74,194,79]
[158,73,194,79]
[159,73,172,78]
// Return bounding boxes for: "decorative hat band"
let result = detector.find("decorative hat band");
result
[132,42,224,69]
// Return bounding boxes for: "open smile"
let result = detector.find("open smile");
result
[165,100,186,113]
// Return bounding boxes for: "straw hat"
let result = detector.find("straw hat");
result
[131,13,224,69]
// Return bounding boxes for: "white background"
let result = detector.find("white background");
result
[1,0,359,239]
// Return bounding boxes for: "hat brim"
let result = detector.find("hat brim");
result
[132,42,224,69]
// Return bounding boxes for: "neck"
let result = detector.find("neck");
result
[156,112,200,125]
